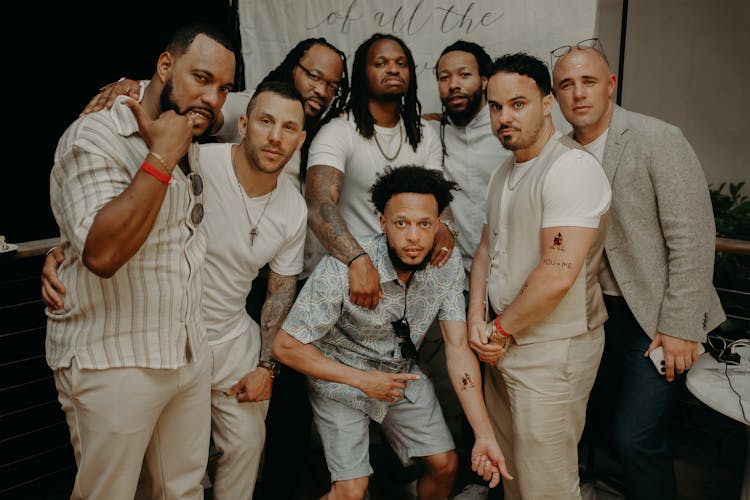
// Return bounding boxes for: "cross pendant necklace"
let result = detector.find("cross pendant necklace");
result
[232,146,272,246]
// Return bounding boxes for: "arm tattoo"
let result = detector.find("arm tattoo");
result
[259,272,298,362]
[551,232,566,251]
[306,166,363,263]
[542,258,572,269]
[460,372,476,390]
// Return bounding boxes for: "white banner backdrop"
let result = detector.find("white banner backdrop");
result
[239,0,598,124]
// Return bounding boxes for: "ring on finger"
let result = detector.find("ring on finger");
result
[440,246,449,253]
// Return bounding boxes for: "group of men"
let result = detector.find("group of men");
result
[42,20,722,500]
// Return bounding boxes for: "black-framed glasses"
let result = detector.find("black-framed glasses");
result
[187,172,204,226]
[550,37,609,67]
[391,316,417,360]
[296,62,341,97]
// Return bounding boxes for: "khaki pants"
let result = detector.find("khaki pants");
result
[210,331,270,500]
[54,341,211,500]
[484,327,604,500]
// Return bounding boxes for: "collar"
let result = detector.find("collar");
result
[109,95,142,138]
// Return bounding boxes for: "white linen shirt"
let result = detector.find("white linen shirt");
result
[428,106,511,286]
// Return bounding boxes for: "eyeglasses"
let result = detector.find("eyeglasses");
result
[550,38,609,68]
[187,172,204,226]
[391,316,417,360]
[296,62,341,97]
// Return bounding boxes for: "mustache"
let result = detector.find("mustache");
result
[382,77,405,84]
[498,125,520,133]
[306,96,326,107]
[261,145,284,155]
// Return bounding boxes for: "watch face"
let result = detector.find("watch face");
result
[259,360,280,377]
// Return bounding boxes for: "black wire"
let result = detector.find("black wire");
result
[723,361,749,424]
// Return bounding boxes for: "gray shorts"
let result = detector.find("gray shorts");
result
[309,379,455,482]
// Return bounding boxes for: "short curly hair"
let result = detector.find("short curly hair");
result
[370,165,459,215]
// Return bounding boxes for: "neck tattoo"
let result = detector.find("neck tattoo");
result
[373,122,403,161]
[232,146,272,246]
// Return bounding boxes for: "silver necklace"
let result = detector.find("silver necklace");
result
[373,122,403,161]
[507,163,532,191]
[232,146,272,246]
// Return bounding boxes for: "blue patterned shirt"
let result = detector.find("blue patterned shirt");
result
[282,233,466,422]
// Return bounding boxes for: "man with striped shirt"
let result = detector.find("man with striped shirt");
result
[45,23,236,500]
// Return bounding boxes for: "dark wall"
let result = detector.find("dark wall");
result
[4,1,238,244]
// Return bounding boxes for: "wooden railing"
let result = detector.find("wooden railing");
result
[716,237,750,255]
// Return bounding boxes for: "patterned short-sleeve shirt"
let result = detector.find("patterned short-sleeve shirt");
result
[282,233,465,422]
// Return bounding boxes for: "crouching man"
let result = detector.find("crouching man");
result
[272,165,511,499]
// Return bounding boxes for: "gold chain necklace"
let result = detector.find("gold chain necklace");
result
[232,146,272,246]
[373,122,403,161]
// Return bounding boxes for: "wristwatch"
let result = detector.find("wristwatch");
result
[441,220,458,239]
[258,359,281,378]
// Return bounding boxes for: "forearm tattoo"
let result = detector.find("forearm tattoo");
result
[307,168,362,263]
[259,272,297,362]
[460,372,476,391]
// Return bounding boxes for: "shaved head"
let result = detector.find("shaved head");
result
[552,48,616,144]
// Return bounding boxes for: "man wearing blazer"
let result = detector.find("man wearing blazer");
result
[552,42,725,499]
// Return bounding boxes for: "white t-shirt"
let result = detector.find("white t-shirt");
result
[199,143,307,345]
[578,128,622,296]
[307,114,443,241]
[497,147,611,230]
[214,89,302,191]
[582,128,608,164]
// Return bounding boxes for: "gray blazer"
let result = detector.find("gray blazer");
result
[601,106,725,342]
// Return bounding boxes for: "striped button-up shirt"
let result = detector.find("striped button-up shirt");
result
[46,96,206,370]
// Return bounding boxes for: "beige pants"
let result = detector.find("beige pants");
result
[210,331,270,500]
[54,341,211,500]
[484,326,604,500]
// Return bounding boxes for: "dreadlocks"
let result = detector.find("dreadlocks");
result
[347,33,422,151]
[259,38,349,182]
[434,40,492,162]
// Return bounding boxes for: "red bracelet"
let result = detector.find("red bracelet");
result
[141,160,172,185]
[494,314,511,337]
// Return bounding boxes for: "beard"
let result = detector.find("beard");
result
[304,110,321,131]
[444,86,484,125]
[377,87,406,103]
[159,80,215,139]
[387,243,432,272]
